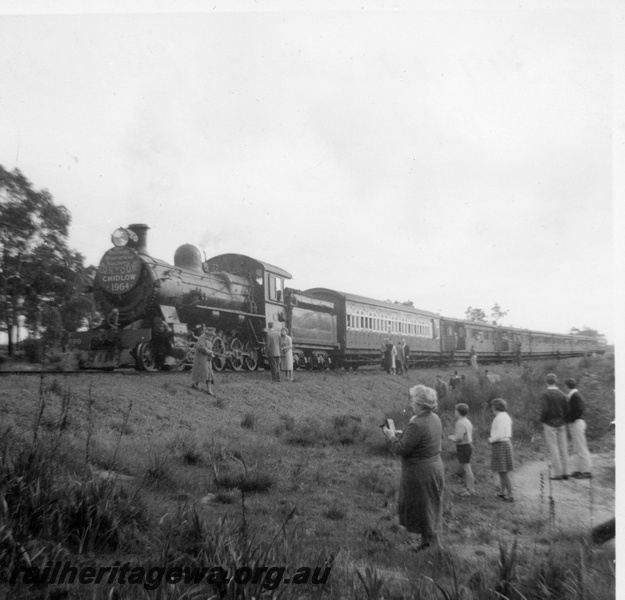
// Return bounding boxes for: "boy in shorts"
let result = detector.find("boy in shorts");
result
[448,403,475,496]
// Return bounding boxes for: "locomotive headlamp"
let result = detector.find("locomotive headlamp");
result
[111,227,138,247]
[112,228,129,247]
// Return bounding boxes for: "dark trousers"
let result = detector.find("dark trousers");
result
[269,356,282,381]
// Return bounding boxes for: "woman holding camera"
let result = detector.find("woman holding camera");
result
[383,385,444,551]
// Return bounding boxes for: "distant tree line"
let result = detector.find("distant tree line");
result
[464,303,605,340]
[0,165,95,356]
[464,303,509,325]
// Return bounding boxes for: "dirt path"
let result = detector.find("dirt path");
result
[511,452,615,534]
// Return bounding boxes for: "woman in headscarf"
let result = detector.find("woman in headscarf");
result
[383,385,445,550]
[280,327,294,382]
[191,325,216,395]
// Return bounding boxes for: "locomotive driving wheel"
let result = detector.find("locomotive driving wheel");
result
[211,334,227,371]
[135,341,158,371]
[228,337,245,371]
[243,341,258,371]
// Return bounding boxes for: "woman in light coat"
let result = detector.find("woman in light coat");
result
[280,328,294,382]
[191,325,215,395]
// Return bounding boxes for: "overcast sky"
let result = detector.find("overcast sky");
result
[0,0,621,342]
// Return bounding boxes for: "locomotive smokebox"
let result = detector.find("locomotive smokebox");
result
[128,224,150,255]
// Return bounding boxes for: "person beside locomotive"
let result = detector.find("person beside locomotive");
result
[191,325,216,396]
[383,385,445,551]
[265,322,282,382]
[280,327,294,382]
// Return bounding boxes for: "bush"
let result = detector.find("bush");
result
[22,338,43,363]
[0,442,147,558]
[214,468,274,493]
[281,415,370,447]
[240,412,256,430]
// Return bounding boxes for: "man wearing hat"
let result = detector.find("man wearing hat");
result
[191,325,216,395]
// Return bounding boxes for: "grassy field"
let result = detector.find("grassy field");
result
[0,354,616,599]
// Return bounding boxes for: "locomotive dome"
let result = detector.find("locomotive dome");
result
[174,244,203,272]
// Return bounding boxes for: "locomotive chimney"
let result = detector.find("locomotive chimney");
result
[128,224,149,255]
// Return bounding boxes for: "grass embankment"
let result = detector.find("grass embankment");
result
[0,354,615,599]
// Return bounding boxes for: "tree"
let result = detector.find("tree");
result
[569,326,606,344]
[0,165,92,354]
[490,303,509,325]
[387,299,414,307]
[464,307,487,322]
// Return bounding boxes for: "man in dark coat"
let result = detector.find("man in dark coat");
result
[265,322,282,382]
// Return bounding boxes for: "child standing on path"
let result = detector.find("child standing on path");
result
[448,403,475,496]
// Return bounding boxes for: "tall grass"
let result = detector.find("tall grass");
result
[0,356,614,599]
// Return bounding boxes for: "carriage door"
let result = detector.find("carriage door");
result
[503,331,512,352]
[456,324,466,351]
[442,323,456,353]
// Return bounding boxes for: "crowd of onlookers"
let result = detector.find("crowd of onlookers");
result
[189,325,598,551]
[381,339,410,375]
[382,372,593,551]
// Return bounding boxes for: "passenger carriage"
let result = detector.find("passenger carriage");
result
[303,288,441,369]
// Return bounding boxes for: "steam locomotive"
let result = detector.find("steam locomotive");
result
[68,224,604,371]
